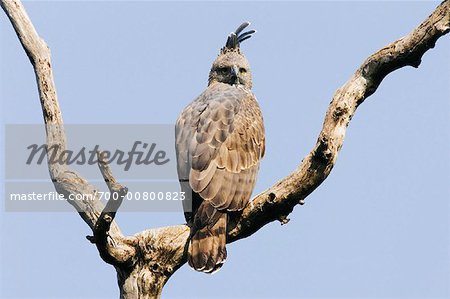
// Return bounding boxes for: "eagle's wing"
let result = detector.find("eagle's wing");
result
[175,83,264,225]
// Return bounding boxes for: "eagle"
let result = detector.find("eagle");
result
[175,22,265,273]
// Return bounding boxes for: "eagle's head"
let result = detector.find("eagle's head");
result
[208,22,255,89]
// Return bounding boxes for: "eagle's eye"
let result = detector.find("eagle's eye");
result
[217,67,229,75]
[239,68,247,74]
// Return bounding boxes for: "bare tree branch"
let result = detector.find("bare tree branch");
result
[95,150,128,229]
[87,151,134,266]
[0,0,136,266]
[2,0,448,297]
[227,0,450,241]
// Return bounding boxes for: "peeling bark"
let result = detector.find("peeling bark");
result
[1,0,449,298]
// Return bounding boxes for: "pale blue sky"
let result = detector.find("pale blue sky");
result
[1,1,449,298]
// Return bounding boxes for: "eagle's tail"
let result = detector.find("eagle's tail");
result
[188,213,227,274]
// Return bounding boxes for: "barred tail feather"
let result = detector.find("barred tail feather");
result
[188,213,227,274]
